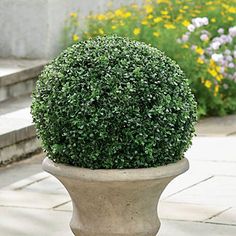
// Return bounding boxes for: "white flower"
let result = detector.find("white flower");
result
[220,35,233,44]
[217,28,224,34]
[192,17,209,28]
[176,38,182,44]
[182,34,189,42]
[224,49,231,55]
[229,26,236,37]
[233,51,236,58]
[226,55,233,62]
[200,34,209,41]
[211,53,223,62]
[187,24,195,32]
[219,67,225,73]
[228,63,235,68]
[202,17,209,25]
[211,41,221,50]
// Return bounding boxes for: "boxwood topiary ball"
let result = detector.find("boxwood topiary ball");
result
[31,35,197,169]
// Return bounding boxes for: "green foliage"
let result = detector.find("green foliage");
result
[31,36,197,169]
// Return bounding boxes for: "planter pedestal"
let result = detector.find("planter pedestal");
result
[43,157,189,236]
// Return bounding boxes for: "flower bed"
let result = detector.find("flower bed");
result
[63,0,236,117]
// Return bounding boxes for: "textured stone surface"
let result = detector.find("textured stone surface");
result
[166,176,236,207]
[0,137,41,164]
[159,202,228,222]
[0,0,141,59]
[158,220,236,236]
[43,157,189,236]
[0,59,47,85]
[0,189,70,209]
[196,114,236,136]
[0,206,72,236]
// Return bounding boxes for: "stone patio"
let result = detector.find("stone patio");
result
[1,136,236,235]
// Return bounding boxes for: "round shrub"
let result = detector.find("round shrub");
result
[31,35,197,169]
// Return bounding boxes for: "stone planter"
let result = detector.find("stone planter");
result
[43,157,189,236]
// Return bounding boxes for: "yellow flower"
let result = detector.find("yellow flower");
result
[154,17,162,23]
[228,7,236,13]
[206,1,213,5]
[216,74,223,81]
[204,80,212,88]
[211,18,216,22]
[214,85,219,96]
[182,20,190,27]
[98,28,105,35]
[164,23,176,29]
[182,44,189,48]
[148,14,154,19]
[72,34,79,42]
[124,12,132,18]
[197,58,204,64]
[115,9,123,17]
[215,66,221,73]
[195,47,204,55]
[144,5,154,14]
[157,0,170,3]
[161,10,169,15]
[141,20,149,25]
[228,16,234,21]
[97,14,106,21]
[153,32,160,37]
[111,25,117,30]
[183,6,189,9]
[176,15,183,21]
[133,28,141,35]
[70,12,77,18]
[120,21,125,26]
[208,68,217,77]
[163,15,171,19]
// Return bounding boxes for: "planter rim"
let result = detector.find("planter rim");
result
[43,157,189,182]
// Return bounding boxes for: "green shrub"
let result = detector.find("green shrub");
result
[31,36,197,169]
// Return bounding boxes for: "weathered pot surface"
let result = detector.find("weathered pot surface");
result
[43,157,189,236]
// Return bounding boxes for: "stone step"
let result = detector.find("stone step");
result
[0,95,41,165]
[0,58,47,102]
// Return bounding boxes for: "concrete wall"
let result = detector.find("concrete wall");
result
[0,0,141,59]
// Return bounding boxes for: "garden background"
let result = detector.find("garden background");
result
[63,0,236,118]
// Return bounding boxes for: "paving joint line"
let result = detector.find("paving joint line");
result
[163,175,214,200]
[204,207,232,221]
[53,200,71,209]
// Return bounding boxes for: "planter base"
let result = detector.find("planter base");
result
[43,158,189,236]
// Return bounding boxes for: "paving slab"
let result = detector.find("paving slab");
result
[0,153,44,188]
[206,207,236,225]
[196,114,236,136]
[23,176,68,195]
[158,219,236,236]
[0,190,70,209]
[186,137,236,162]
[3,172,50,190]
[159,202,228,222]
[0,206,72,236]
[166,176,236,207]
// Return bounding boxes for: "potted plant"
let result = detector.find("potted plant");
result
[31,35,197,236]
